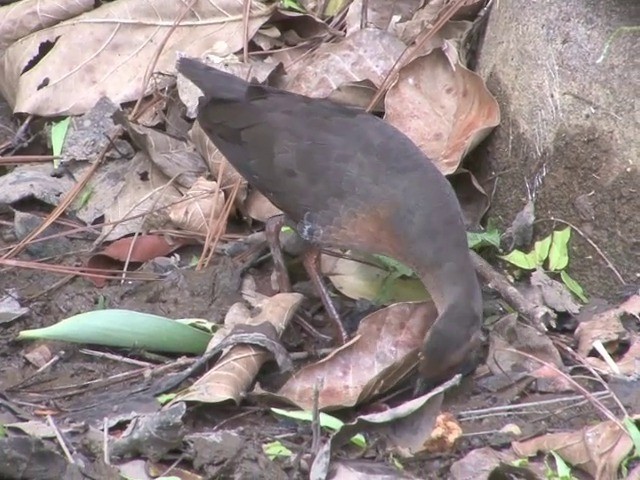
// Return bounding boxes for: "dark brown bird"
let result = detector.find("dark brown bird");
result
[177,57,482,387]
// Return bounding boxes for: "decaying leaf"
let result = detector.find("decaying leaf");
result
[268,301,437,410]
[189,121,248,203]
[168,178,226,235]
[100,152,182,242]
[0,0,274,115]
[309,377,461,479]
[512,419,634,479]
[286,28,405,98]
[384,48,500,175]
[575,300,632,357]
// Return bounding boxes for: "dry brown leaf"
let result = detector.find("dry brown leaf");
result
[587,333,640,376]
[272,301,436,410]
[384,48,500,175]
[100,152,181,242]
[0,0,274,115]
[487,314,565,388]
[0,0,94,50]
[168,178,225,235]
[244,190,282,222]
[575,304,629,357]
[512,420,634,479]
[172,292,302,404]
[320,252,428,304]
[189,121,248,203]
[449,168,489,226]
[450,447,541,480]
[124,121,208,189]
[345,0,423,35]
[286,28,405,98]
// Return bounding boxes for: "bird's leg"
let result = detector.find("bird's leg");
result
[264,214,292,292]
[302,247,348,344]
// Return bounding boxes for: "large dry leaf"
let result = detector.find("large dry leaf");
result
[0,0,274,115]
[286,28,405,98]
[0,0,94,50]
[385,48,500,175]
[270,301,436,410]
[512,420,634,479]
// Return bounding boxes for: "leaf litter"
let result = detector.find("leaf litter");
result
[0,0,636,478]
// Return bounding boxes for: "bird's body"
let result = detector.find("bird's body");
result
[177,57,482,385]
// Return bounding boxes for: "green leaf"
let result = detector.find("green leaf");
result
[534,235,552,266]
[500,249,538,270]
[548,228,571,271]
[51,117,71,167]
[467,228,501,250]
[18,309,212,354]
[271,408,366,448]
[280,0,305,12]
[624,417,640,455]
[372,255,415,278]
[263,440,293,460]
[156,393,177,405]
[548,451,572,479]
[560,271,588,303]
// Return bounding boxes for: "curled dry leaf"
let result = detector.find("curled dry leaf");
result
[586,333,640,376]
[0,0,274,115]
[575,300,631,357]
[172,292,302,405]
[384,48,500,175]
[272,302,437,410]
[168,178,226,235]
[512,419,634,479]
[286,28,405,99]
[448,168,489,226]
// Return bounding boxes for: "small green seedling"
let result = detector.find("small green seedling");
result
[545,451,574,480]
[271,408,366,448]
[467,225,501,250]
[156,393,177,405]
[280,0,305,12]
[500,227,587,302]
[620,417,640,477]
[50,117,71,168]
[263,440,293,460]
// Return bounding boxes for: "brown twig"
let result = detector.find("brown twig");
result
[469,250,556,330]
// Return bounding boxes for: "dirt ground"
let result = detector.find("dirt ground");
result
[1,221,634,479]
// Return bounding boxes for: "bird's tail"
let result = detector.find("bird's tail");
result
[176,56,249,101]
